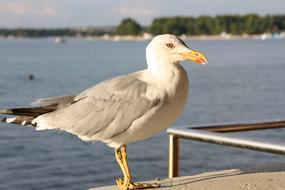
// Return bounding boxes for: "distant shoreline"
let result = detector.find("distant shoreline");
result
[0,33,284,41]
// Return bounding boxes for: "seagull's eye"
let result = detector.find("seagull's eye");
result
[166,43,174,49]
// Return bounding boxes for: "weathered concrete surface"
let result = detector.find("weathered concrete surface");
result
[89,163,285,190]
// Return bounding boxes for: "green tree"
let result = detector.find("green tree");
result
[148,14,285,36]
[116,18,142,35]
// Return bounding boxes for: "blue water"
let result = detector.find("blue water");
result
[0,38,285,190]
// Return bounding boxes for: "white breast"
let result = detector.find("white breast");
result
[106,64,189,148]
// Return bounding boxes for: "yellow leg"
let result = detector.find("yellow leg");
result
[115,145,131,189]
[115,145,160,190]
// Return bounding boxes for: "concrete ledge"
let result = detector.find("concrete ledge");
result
[89,163,285,190]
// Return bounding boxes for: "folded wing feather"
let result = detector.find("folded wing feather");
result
[32,74,162,142]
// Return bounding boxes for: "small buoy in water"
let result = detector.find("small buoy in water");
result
[28,74,34,80]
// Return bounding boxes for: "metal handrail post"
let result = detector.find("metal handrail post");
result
[168,134,180,178]
[167,120,285,178]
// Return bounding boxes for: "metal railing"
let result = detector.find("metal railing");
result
[167,120,285,178]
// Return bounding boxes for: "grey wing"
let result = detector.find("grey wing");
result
[32,75,162,142]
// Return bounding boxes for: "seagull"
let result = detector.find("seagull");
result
[0,34,208,190]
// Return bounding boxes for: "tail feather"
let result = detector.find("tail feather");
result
[1,95,75,127]
[1,115,35,126]
[0,107,54,116]
[0,107,54,127]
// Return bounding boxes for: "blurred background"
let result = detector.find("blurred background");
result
[0,1,285,190]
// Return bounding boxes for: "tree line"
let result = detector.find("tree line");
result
[119,14,285,35]
[0,14,284,37]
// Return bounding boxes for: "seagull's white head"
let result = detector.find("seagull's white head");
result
[146,34,208,68]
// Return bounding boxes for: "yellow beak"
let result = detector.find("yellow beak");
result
[181,50,208,65]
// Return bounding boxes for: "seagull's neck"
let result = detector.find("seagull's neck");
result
[147,57,183,80]
[146,57,189,95]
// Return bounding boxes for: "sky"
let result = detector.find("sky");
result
[0,0,284,28]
